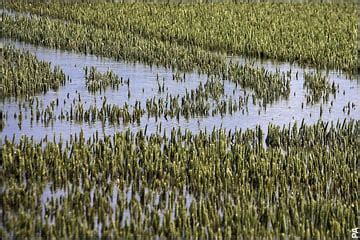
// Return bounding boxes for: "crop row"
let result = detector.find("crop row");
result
[303,71,337,104]
[84,66,129,94]
[1,14,225,75]
[2,13,294,104]
[1,14,292,104]
[3,2,357,72]
[1,45,68,99]
[2,120,359,238]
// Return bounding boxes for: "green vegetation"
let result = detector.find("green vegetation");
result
[2,120,359,238]
[72,100,145,125]
[0,2,358,239]
[0,110,5,131]
[0,45,68,99]
[84,66,126,93]
[1,15,293,104]
[303,71,337,104]
[5,77,246,128]
[228,63,290,104]
[3,2,357,72]
[1,15,226,75]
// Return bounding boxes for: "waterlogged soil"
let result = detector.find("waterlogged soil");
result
[1,39,359,144]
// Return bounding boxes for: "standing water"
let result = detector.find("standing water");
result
[1,39,359,143]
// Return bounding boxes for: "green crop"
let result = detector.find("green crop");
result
[0,45,68,99]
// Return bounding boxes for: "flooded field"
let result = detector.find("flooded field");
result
[1,2,359,239]
[1,39,359,143]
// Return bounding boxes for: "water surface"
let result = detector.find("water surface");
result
[1,39,359,143]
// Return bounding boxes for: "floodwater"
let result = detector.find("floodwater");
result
[1,8,359,143]
[0,38,359,143]
[40,182,194,230]
[1,8,359,237]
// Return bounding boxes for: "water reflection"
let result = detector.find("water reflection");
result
[0,39,359,143]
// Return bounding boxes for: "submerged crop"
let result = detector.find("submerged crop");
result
[84,66,126,94]
[1,120,359,238]
[303,71,337,104]
[0,2,358,239]
[0,45,68,99]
